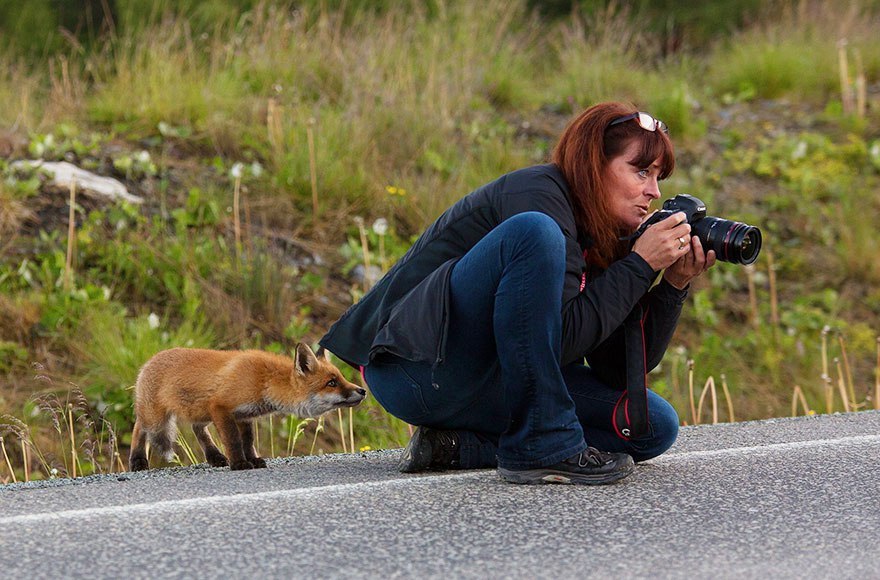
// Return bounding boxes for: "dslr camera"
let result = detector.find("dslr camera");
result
[635,194,762,265]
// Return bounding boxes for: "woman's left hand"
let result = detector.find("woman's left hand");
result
[663,235,716,290]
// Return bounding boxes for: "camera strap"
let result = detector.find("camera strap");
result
[612,301,650,440]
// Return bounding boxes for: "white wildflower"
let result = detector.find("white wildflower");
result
[230,162,244,179]
[148,313,160,329]
[372,218,389,236]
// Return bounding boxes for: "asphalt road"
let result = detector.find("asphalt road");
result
[2,411,879,579]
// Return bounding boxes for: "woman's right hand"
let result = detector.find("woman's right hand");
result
[632,211,693,271]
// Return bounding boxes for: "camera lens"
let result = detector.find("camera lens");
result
[692,217,762,265]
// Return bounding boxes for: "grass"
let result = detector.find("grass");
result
[0,0,879,482]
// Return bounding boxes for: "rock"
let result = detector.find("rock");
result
[11,160,143,204]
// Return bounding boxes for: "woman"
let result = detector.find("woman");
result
[320,102,716,485]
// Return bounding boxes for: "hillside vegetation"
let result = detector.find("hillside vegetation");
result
[1,0,879,481]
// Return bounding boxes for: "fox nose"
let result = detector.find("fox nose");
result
[356,388,366,397]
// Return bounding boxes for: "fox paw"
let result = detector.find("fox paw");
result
[206,454,229,468]
[129,456,149,471]
[230,459,255,471]
[249,457,267,469]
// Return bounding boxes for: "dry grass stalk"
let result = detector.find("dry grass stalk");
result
[820,326,832,412]
[266,97,284,157]
[855,49,866,118]
[64,179,77,290]
[337,408,347,453]
[175,433,198,466]
[696,376,719,424]
[309,416,325,456]
[22,443,29,482]
[244,196,254,257]
[1,436,16,483]
[687,359,696,425]
[720,373,735,422]
[349,407,355,452]
[268,415,275,458]
[837,39,854,114]
[824,374,834,414]
[791,384,812,416]
[233,174,242,256]
[307,117,319,217]
[354,216,373,290]
[67,403,77,478]
[834,357,851,412]
[115,451,125,473]
[836,332,858,408]
[745,264,759,329]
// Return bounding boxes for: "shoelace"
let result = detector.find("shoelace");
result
[577,447,611,468]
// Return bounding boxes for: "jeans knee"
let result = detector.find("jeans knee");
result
[630,396,679,462]
[503,212,565,261]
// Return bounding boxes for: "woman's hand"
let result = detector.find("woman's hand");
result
[662,235,717,290]
[632,211,694,272]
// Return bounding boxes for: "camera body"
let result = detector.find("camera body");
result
[648,194,706,226]
[637,194,762,265]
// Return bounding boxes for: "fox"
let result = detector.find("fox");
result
[129,343,366,471]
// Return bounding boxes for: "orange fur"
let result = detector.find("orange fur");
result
[129,343,365,471]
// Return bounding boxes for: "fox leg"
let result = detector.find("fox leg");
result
[129,419,150,471]
[192,423,228,467]
[237,421,267,468]
[210,406,253,470]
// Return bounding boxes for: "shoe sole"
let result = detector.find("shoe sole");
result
[497,463,635,485]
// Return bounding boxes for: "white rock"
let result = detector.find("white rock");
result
[11,160,143,204]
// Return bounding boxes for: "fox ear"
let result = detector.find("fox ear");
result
[294,343,319,376]
[315,346,331,361]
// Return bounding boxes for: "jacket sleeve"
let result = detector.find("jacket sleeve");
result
[581,277,687,387]
[560,252,659,367]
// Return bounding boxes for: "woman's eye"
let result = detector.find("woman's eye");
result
[637,169,650,178]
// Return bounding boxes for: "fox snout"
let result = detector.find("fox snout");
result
[341,387,367,407]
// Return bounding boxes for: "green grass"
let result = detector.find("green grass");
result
[1,0,880,482]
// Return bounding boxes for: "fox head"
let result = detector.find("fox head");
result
[267,343,366,418]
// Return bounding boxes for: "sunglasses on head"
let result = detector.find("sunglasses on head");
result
[608,112,669,134]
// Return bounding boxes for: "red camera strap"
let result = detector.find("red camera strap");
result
[612,301,650,440]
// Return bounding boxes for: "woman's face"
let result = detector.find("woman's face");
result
[604,140,663,232]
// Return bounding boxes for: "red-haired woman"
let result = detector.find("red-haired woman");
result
[321,102,715,485]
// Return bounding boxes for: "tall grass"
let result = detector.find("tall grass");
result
[0,0,879,481]
[706,1,880,101]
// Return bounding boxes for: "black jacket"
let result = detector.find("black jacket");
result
[320,164,687,389]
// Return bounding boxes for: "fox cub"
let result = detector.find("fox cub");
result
[129,343,365,471]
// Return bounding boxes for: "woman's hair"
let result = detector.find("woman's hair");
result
[552,102,675,268]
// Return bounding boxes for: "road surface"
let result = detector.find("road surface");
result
[2,411,879,578]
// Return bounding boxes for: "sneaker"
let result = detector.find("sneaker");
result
[497,447,634,485]
[398,427,460,473]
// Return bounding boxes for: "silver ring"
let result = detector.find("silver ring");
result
[677,237,686,249]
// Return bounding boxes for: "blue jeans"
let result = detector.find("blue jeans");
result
[364,212,679,469]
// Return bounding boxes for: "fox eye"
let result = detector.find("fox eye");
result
[326,379,338,388]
